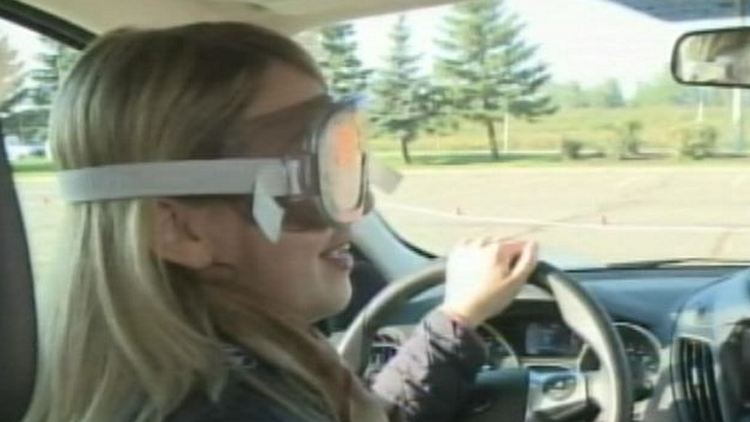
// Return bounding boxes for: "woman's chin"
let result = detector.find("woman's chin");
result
[314,275,352,321]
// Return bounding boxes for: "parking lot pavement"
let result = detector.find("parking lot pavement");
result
[13,176,64,280]
[13,166,750,275]
[377,166,750,264]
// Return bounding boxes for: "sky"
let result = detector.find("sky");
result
[0,0,742,98]
[352,0,735,96]
[0,19,42,65]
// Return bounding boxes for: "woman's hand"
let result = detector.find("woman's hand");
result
[439,238,538,328]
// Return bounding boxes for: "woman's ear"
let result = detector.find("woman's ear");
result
[151,199,214,270]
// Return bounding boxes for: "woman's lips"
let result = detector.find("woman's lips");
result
[320,243,354,271]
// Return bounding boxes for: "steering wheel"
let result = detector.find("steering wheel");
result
[337,261,633,422]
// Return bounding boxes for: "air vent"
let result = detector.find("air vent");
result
[677,338,724,422]
[364,333,400,384]
[370,333,399,366]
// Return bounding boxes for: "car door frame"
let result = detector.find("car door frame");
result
[0,3,91,420]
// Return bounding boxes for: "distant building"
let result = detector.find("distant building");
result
[3,136,45,161]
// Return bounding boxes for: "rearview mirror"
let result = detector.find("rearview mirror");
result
[672,27,750,88]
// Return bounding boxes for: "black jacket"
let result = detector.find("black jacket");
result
[168,310,487,421]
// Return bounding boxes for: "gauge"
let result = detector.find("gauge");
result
[365,324,520,381]
[525,321,583,357]
[476,323,521,370]
[577,323,662,401]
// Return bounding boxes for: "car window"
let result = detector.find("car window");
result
[1,18,78,283]
[299,0,750,266]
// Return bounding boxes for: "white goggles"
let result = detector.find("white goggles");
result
[57,97,401,242]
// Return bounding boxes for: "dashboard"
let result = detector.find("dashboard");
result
[356,265,750,422]
[476,303,587,372]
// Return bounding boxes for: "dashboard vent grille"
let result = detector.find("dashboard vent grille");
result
[370,336,399,366]
[364,334,400,384]
[677,338,724,422]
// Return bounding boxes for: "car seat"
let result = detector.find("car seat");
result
[0,134,38,421]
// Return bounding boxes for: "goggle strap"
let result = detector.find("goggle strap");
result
[57,159,300,203]
[252,172,285,243]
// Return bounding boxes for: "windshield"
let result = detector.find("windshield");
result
[305,0,750,266]
[6,1,750,280]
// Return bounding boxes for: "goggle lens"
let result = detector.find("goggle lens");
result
[318,106,368,223]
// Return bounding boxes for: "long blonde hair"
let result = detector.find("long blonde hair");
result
[25,23,382,422]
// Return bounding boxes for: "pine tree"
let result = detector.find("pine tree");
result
[435,0,555,159]
[28,38,77,112]
[588,79,625,108]
[0,35,23,110]
[5,37,78,143]
[317,23,370,99]
[602,79,625,108]
[370,16,432,164]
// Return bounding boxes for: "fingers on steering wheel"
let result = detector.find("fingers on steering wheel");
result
[512,241,538,280]
[456,237,538,279]
[495,240,522,269]
[499,241,538,281]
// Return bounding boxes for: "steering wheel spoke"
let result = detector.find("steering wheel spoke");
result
[526,368,589,421]
[337,261,633,422]
[584,368,614,416]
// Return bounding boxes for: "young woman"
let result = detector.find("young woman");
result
[24,22,537,422]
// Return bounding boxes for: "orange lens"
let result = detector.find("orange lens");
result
[333,122,360,167]
[319,108,366,218]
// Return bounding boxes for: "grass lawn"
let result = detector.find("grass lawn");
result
[11,157,56,174]
[369,105,737,153]
[374,150,750,170]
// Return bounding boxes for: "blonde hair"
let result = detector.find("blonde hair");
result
[25,23,381,422]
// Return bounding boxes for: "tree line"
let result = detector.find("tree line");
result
[550,71,737,110]
[0,37,78,146]
[309,0,555,163]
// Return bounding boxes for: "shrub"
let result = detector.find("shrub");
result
[561,138,585,160]
[603,120,644,159]
[676,124,718,160]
